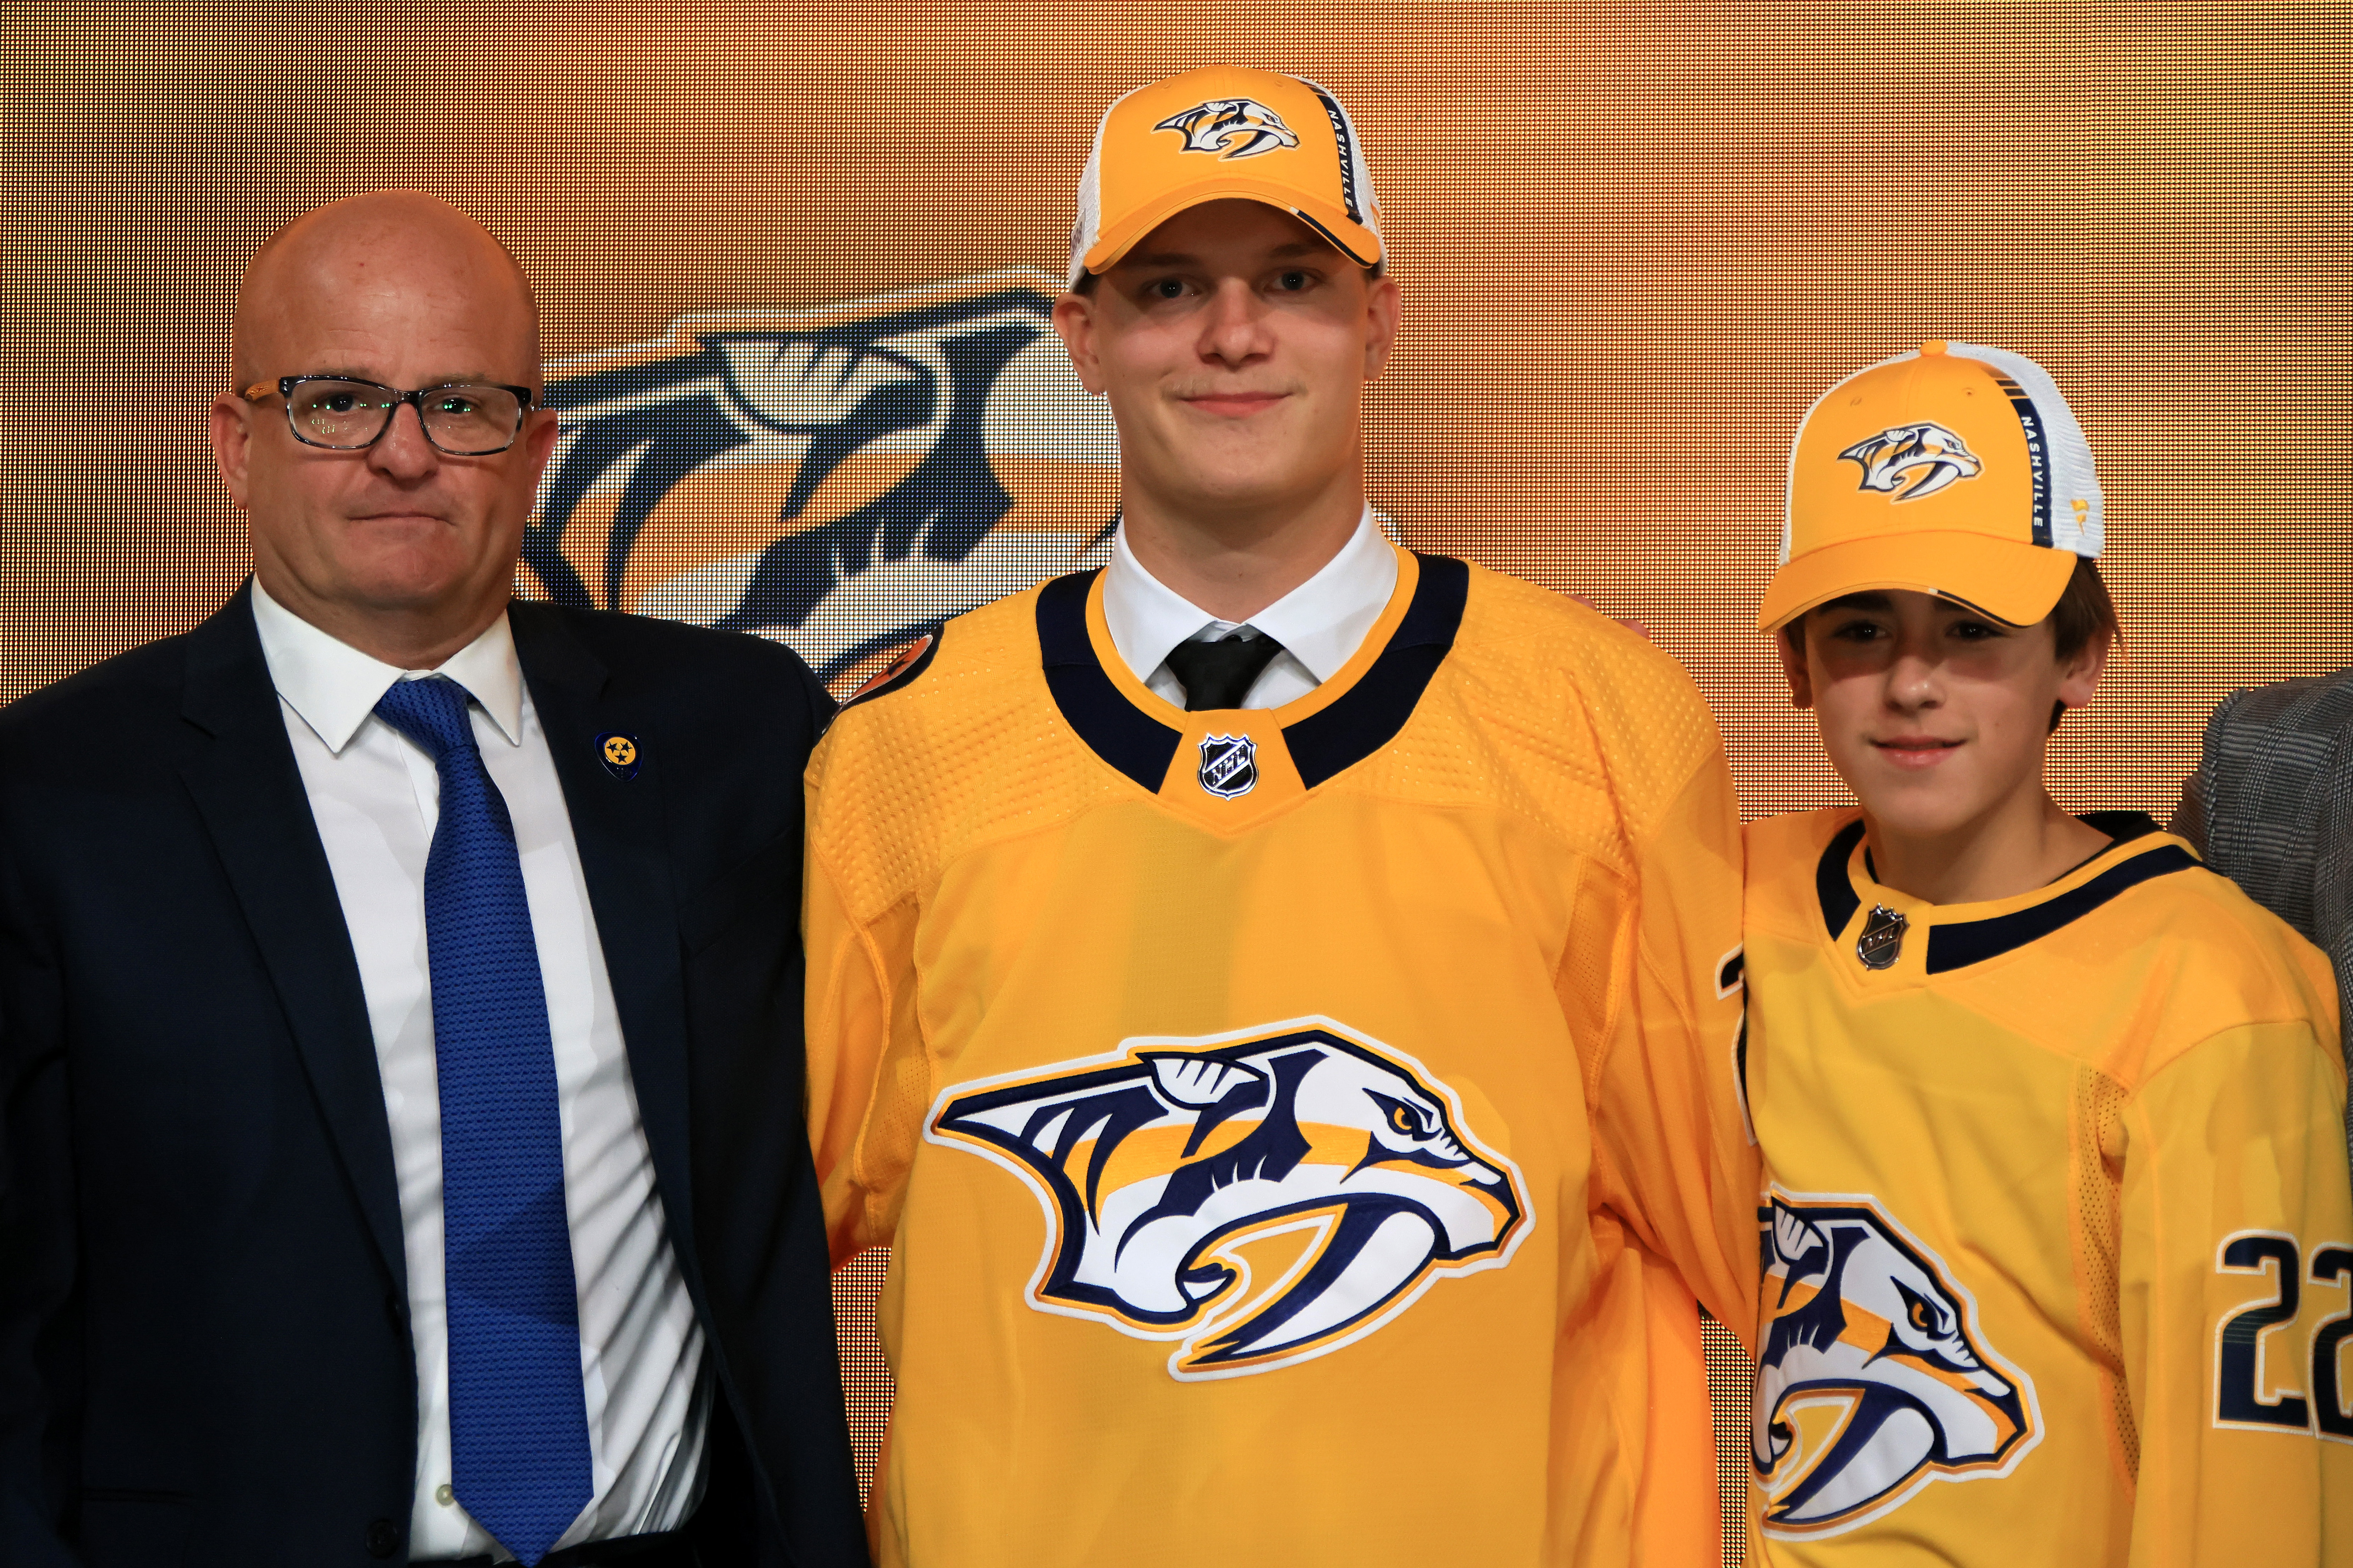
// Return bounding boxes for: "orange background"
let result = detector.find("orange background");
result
[11,4,2349,1557]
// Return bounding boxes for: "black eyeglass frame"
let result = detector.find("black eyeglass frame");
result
[244,374,541,456]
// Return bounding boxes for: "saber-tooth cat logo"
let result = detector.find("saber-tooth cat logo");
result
[1753,1194,2040,1537]
[927,1020,1531,1380]
[1837,422,1983,504]
[526,270,1118,694]
[1153,98,1301,160]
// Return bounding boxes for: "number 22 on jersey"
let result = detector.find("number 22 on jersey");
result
[2214,1229,2353,1440]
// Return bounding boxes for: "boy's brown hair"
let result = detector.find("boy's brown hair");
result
[2047,556,2121,663]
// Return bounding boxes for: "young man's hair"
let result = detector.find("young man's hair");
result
[1780,557,2121,732]
[1068,257,1386,297]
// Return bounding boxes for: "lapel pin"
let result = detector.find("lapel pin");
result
[597,732,640,780]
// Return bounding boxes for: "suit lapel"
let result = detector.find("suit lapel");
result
[511,604,702,1284]
[176,584,407,1292]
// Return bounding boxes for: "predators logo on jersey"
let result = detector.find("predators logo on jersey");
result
[525,270,1118,695]
[926,1019,1531,1380]
[1754,1193,2041,1537]
[1837,421,1984,502]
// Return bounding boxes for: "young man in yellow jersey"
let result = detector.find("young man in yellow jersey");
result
[1745,341,2353,1563]
[802,66,1759,1567]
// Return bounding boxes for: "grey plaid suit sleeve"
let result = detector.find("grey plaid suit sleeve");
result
[2178,669,2353,1174]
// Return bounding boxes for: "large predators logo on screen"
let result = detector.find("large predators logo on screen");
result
[526,269,1118,693]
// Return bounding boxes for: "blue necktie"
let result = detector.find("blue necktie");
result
[374,676,593,1567]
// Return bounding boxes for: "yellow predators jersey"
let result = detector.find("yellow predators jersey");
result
[804,550,1758,1568]
[1743,808,2353,1567]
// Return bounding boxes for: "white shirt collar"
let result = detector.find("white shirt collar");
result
[250,578,526,754]
[1101,506,1400,686]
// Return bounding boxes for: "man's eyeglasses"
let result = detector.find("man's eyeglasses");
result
[243,375,539,456]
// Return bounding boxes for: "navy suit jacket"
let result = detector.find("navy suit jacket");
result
[0,587,868,1567]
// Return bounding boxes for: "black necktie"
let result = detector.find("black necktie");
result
[1164,631,1285,711]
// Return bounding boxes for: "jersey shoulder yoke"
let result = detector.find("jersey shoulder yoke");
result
[1446,563,1726,834]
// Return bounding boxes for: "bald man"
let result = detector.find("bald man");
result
[0,194,867,1568]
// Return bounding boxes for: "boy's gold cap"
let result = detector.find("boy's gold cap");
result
[1760,341,2103,631]
[1069,67,1382,287]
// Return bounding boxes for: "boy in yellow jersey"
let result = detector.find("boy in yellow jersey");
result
[1745,341,2353,1564]
[802,66,1758,1567]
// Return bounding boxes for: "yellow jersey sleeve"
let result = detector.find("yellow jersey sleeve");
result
[801,838,926,1265]
[1584,736,1760,1347]
[2120,1019,2353,1566]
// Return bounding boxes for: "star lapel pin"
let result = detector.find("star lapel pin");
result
[597,732,640,780]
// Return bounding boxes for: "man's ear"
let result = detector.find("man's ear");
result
[1361,273,1401,381]
[209,389,254,511]
[519,404,562,488]
[1772,625,1814,709]
[1051,290,1106,395]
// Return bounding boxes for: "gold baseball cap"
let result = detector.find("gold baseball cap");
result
[1069,66,1382,287]
[1760,340,2105,631]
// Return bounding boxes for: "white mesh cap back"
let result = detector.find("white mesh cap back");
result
[1068,86,1137,287]
[1944,341,2105,559]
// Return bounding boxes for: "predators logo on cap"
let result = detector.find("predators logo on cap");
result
[1838,423,1984,503]
[525,270,1117,697]
[1153,98,1301,160]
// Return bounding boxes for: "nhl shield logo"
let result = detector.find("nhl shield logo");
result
[1197,733,1258,798]
[1856,904,1907,970]
[524,269,1118,697]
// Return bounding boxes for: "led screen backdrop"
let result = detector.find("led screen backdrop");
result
[12,6,2349,1560]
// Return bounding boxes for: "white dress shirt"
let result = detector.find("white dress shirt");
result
[1101,506,1400,708]
[250,582,707,1562]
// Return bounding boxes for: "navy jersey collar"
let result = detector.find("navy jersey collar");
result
[1814,812,2199,972]
[1036,553,1470,794]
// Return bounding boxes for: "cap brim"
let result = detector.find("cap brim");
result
[1078,178,1381,283]
[1757,531,2081,631]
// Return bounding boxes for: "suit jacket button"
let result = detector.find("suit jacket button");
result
[365,1518,400,1558]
